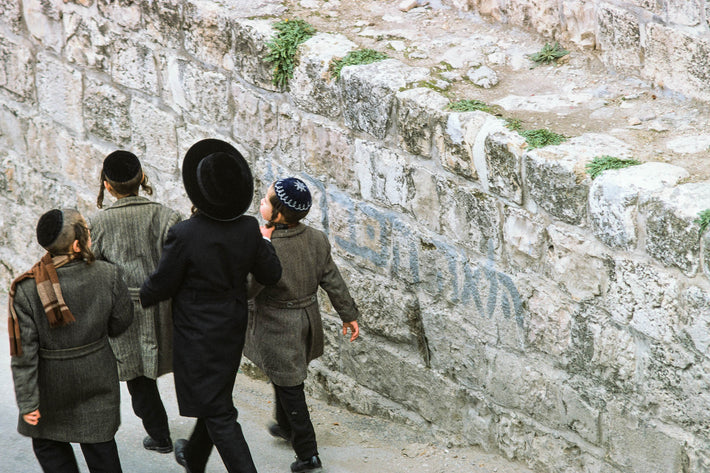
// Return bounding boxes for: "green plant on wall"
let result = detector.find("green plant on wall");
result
[695,209,710,235]
[446,99,494,113]
[329,49,389,80]
[519,128,567,149]
[265,19,316,88]
[585,155,641,179]
[528,42,569,65]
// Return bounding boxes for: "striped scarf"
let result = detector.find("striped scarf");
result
[8,253,76,356]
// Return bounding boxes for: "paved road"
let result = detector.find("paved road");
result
[1,298,533,473]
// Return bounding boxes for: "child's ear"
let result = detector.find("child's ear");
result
[71,240,81,254]
[103,181,113,192]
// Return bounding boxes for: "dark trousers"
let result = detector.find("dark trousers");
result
[273,383,318,460]
[32,437,122,473]
[126,375,170,440]
[184,408,256,473]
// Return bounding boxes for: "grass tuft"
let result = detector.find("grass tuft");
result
[528,42,569,65]
[585,155,642,179]
[695,209,710,235]
[519,128,567,149]
[446,99,493,113]
[329,49,389,80]
[265,19,316,88]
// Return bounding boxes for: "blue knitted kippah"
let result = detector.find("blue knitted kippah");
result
[274,177,312,212]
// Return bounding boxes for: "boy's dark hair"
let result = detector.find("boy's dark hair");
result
[269,191,310,224]
[96,171,153,209]
[43,209,95,263]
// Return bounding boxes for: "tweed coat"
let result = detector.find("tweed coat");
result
[89,196,181,381]
[140,212,282,417]
[11,260,133,443]
[244,223,359,387]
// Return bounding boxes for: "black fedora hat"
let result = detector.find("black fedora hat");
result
[182,139,254,221]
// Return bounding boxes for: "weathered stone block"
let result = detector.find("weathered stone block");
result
[63,11,111,70]
[183,0,233,68]
[168,59,230,127]
[84,78,131,146]
[353,139,410,208]
[597,4,642,72]
[440,181,501,254]
[644,23,710,102]
[129,97,178,172]
[290,33,356,119]
[301,116,356,191]
[506,0,561,38]
[503,206,547,265]
[233,19,278,91]
[23,0,64,53]
[667,0,703,26]
[36,54,83,134]
[97,0,141,29]
[644,182,710,276]
[525,282,574,356]
[0,0,24,34]
[275,102,302,171]
[561,1,597,49]
[589,162,689,250]
[341,59,429,140]
[0,38,35,101]
[141,0,183,49]
[680,285,710,354]
[484,130,526,205]
[407,166,441,233]
[232,82,276,153]
[109,39,159,94]
[396,87,449,158]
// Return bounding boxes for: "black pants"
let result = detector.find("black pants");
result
[32,437,122,473]
[184,408,256,473]
[273,383,318,460]
[126,376,170,441]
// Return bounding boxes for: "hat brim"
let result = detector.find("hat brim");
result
[182,139,254,221]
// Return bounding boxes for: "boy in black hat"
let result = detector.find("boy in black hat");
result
[139,139,282,473]
[90,150,182,454]
[244,177,360,473]
[9,209,133,473]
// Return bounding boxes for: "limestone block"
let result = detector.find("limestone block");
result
[232,82,278,153]
[559,384,601,444]
[233,19,279,91]
[643,182,710,276]
[589,162,689,250]
[644,23,710,102]
[440,182,501,254]
[275,102,303,171]
[433,111,487,181]
[340,59,429,140]
[503,206,547,265]
[36,54,83,134]
[601,400,687,472]
[0,106,29,159]
[183,1,233,69]
[84,78,131,146]
[667,0,703,26]
[109,39,159,94]
[395,87,448,158]
[170,59,230,127]
[63,11,110,70]
[141,0,183,49]
[597,4,642,72]
[353,139,410,208]
[561,0,597,49]
[301,116,356,190]
[461,399,497,450]
[0,38,35,102]
[506,0,561,39]
[603,258,681,342]
[97,0,141,29]
[0,0,24,34]
[525,282,573,356]
[407,166,441,233]
[484,130,526,205]
[290,33,357,119]
[23,0,64,53]
[680,286,710,354]
[129,97,178,172]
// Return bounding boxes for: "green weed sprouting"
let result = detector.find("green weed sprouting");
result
[695,209,710,235]
[585,155,642,179]
[329,49,389,80]
[528,42,569,65]
[519,128,567,149]
[265,19,316,88]
[505,118,524,132]
[446,99,493,113]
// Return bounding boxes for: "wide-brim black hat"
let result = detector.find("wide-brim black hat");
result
[182,139,254,221]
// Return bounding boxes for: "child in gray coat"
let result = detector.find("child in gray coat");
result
[244,177,360,473]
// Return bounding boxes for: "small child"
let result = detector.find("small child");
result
[89,150,181,453]
[9,208,133,473]
[244,177,360,473]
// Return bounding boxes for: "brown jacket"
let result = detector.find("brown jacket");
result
[244,223,359,386]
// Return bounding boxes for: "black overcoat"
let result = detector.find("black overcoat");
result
[139,212,281,417]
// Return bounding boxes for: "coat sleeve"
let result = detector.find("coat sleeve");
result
[10,284,41,415]
[140,226,187,307]
[109,265,134,337]
[318,239,360,323]
[250,235,282,287]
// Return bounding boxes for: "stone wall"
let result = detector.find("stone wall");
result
[444,0,710,102]
[2,1,710,472]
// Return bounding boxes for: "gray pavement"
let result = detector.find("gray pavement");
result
[1,301,533,473]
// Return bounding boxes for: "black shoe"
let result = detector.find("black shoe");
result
[268,422,291,442]
[174,439,192,472]
[143,435,173,453]
[290,456,322,472]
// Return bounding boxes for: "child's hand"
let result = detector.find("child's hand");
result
[342,321,359,342]
[260,225,274,239]
[23,409,40,425]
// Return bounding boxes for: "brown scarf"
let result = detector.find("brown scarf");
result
[8,253,76,356]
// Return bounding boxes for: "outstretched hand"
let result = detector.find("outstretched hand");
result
[342,321,359,342]
[23,409,40,426]
[260,225,274,239]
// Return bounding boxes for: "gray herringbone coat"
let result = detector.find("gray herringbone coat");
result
[244,223,359,387]
[89,196,181,380]
[11,260,133,443]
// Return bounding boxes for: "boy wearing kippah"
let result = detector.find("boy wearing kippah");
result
[244,177,360,473]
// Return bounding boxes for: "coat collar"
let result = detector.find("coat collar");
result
[271,222,306,239]
[106,196,156,210]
